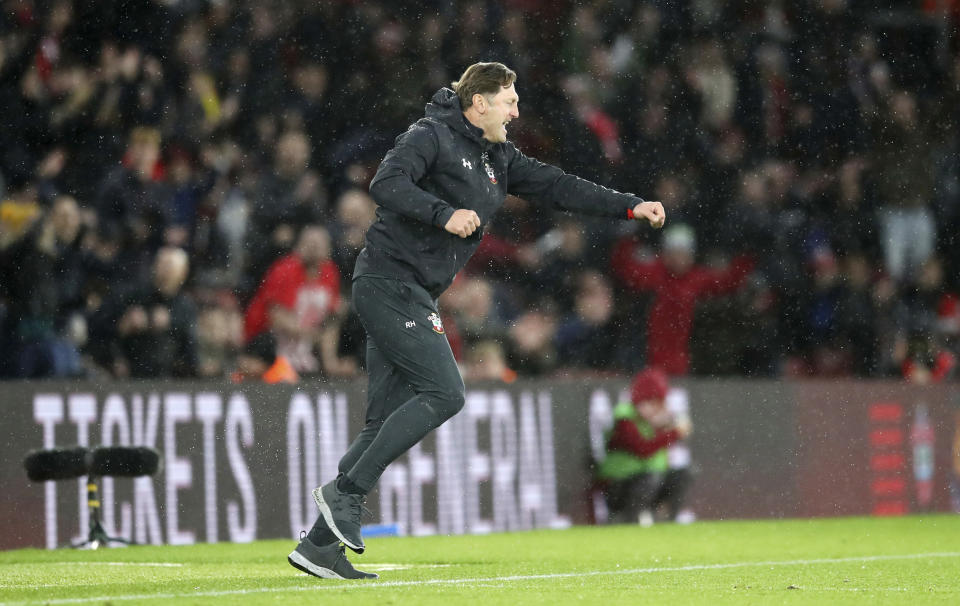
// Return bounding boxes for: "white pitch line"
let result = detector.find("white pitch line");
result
[0,551,957,606]
[365,563,453,571]
[51,562,184,567]
[806,587,912,592]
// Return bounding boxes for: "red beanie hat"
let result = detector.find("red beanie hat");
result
[630,367,669,404]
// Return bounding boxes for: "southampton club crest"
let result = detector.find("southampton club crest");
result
[481,152,497,184]
[427,312,445,334]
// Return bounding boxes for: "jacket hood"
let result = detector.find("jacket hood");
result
[425,88,489,146]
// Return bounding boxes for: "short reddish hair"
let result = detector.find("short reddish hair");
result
[451,62,517,110]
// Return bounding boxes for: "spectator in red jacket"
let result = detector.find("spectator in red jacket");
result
[611,224,753,375]
[244,225,356,377]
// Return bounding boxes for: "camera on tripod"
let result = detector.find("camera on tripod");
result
[23,446,161,549]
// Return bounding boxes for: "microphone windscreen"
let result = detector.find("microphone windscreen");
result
[89,446,160,477]
[23,447,89,482]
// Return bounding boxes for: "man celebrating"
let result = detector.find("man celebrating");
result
[288,62,665,580]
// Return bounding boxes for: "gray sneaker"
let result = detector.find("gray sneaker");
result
[287,536,378,580]
[313,480,365,554]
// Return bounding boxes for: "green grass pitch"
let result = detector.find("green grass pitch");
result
[1,516,958,605]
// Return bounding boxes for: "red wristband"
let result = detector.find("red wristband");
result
[627,207,635,220]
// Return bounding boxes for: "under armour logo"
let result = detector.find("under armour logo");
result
[462,158,472,170]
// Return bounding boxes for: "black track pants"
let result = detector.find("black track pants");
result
[338,275,465,493]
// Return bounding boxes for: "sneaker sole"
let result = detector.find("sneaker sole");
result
[287,550,344,580]
[312,486,365,554]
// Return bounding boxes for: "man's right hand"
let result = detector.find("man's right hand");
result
[118,306,149,336]
[444,209,481,238]
[632,201,666,229]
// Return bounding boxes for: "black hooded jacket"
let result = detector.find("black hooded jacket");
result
[357,88,643,298]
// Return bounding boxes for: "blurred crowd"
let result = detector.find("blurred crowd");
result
[1,0,959,382]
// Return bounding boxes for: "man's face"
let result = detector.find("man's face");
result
[664,247,694,275]
[297,227,331,265]
[153,248,189,296]
[51,196,80,243]
[130,140,160,175]
[636,398,672,427]
[477,83,519,143]
[276,132,310,176]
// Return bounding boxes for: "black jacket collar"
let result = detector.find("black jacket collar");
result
[425,88,492,150]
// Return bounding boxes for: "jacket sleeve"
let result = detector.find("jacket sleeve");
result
[606,419,682,458]
[692,255,754,297]
[368,123,457,228]
[506,142,640,219]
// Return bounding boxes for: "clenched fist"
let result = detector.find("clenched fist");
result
[633,201,666,229]
[444,209,481,238]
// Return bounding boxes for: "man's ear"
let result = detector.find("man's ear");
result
[472,93,486,113]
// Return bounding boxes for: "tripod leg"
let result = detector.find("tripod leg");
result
[71,476,138,549]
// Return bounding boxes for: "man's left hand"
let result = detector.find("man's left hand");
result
[633,201,666,229]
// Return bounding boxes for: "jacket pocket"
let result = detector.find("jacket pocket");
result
[415,236,456,290]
